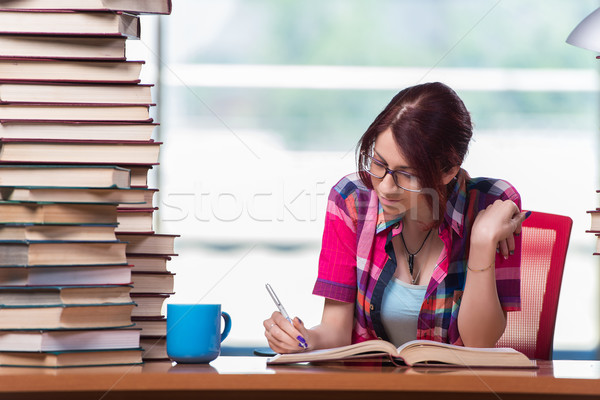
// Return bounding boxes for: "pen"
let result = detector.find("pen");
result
[265,283,308,349]
[266,283,292,323]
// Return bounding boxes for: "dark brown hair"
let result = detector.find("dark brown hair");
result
[357,82,472,222]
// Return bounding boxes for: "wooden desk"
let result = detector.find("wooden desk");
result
[0,357,598,400]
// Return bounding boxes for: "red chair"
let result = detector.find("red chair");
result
[495,211,573,360]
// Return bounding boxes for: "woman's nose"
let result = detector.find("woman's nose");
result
[379,172,398,192]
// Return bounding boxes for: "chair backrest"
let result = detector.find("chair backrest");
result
[495,211,573,360]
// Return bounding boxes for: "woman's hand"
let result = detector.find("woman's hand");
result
[471,199,529,259]
[263,312,310,354]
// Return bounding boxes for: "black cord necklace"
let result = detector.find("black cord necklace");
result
[399,229,433,277]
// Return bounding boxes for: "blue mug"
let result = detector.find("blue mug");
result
[166,304,231,363]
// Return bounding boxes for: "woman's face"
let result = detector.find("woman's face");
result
[370,128,424,218]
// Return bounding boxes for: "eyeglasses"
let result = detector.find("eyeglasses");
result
[361,152,422,192]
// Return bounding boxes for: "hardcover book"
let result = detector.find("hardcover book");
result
[0,0,173,14]
[0,58,143,83]
[0,165,131,188]
[0,263,132,286]
[0,302,136,329]
[0,240,127,266]
[0,285,132,305]
[0,120,156,141]
[140,336,167,361]
[117,189,155,208]
[0,83,152,104]
[0,138,160,164]
[0,186,147,204]
[0,328,141,352]
[128,166,152,187]
[0,348,142,368]
[0,202,118,224]
[586,208,600,232]
[116,208,156,232]
[0,35,126,60]
[127,255,171,273]
[116,233,178,255]
[130,272,174,294]
[594,233,600,255]
[131,316,166,336]
[0,223,118,241]
[0,11,140,38]
[0,103,151,121]
[130,293,169,317]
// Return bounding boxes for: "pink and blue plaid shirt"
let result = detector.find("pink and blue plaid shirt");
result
[313,169,521,345]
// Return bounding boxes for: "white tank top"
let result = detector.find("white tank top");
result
[380,277,427,347]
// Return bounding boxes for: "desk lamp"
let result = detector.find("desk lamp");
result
[566,7,600,52]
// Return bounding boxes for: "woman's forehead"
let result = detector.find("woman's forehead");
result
[373,129,411,169]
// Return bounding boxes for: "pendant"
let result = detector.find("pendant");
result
[408,254,414,276]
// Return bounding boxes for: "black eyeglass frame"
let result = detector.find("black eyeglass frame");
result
[361,152,422,193]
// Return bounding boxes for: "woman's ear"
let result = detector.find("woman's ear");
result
[442,166,460,185]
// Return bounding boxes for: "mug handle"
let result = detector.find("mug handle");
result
[220,311,231,342]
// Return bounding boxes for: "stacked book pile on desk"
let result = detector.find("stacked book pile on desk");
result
[588,58,600,256]
[120,212,178,361]
[126,232,178,361]
[588,201,600,254]
[0,0,174,367]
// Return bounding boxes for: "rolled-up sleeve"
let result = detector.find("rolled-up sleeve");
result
[496,181,522,312]
[312,184,357,303]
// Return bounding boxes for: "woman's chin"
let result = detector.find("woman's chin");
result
[381,202,406,216]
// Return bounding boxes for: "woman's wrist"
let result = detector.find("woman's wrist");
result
[467,237,497,272]
[466,262,494,272]
[469,241,496,261]
[302,327,324,351]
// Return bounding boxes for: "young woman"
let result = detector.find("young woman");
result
[264,82,527,353]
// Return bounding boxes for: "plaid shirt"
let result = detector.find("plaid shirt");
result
[313,169,521,345]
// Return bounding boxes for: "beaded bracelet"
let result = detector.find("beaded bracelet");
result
[467,263,494,272]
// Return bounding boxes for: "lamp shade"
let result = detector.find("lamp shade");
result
[566,7,600,52]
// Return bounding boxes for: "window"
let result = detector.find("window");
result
[138,0,600,356]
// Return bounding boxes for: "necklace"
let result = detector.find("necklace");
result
[400,229,432,284]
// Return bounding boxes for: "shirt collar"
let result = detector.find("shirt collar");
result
[443,168,468,237]
[375,201,403,234]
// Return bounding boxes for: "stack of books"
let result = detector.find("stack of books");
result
[587,198,600,254]
[587,57,600,254]
[0,0,173,368]
[117,208,178,361]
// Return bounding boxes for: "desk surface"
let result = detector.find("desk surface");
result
[0,357,598,400]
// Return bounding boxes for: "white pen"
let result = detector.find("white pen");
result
[266,283,292,323]
[265,283,308,349]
